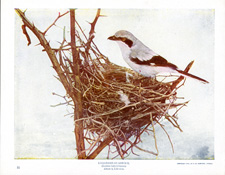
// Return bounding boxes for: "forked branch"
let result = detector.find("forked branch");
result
[43,11,69,35]
[15,9,72,97]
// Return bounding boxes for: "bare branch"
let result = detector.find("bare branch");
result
[171,60,194,90]
[70,9,86,159]
[43,11,69,35]
[150,113,159,156]
[15,9,72,97]
[86,136,113,159]
[21,25,31,45]
[85,9,101,59]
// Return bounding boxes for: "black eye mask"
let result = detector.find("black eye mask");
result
[119,37,133,48]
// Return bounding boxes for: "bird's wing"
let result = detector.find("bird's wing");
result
[130,55,178,69]
[130,45,178,69]
[129,41,178,69]
[130,44,158,61]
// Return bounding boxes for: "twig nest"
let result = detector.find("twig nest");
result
[79,58,183,142]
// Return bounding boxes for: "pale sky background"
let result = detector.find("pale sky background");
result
[2,1,225,174]
[14,9,214,160]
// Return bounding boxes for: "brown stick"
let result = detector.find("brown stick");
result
[43,11,69,35]
[21,25,31,45]
[171,61,194,90]
[70,9,86,159]
[85,9,101,56]
[86,136,113,159]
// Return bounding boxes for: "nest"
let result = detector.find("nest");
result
[53,37,187,159]
[75,56,185,158]
[52,14,186,159]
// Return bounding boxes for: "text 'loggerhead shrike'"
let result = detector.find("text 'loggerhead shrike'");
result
[108,30,209,84]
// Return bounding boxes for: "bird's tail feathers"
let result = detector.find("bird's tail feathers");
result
[176,69,209,84]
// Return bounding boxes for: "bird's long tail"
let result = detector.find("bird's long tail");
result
[176,69,209,84]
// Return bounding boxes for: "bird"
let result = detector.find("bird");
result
[108,30,209,84]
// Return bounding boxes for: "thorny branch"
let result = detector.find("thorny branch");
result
[15,9,72,97]
[85,9,102,63]
[15,8,86,159]
[70,9,86,159]
[43,11,69,35]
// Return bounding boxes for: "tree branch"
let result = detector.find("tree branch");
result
[86,136,113,159]
[171,60,194,90]
[43,11,69,35]
[15,9,72,96]
[70,9,86,159]
[21,24,31,45]
[85,9,101,57]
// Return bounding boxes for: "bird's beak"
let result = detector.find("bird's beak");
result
[108,35,117,40]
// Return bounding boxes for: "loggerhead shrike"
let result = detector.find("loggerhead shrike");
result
[108,30,209,83]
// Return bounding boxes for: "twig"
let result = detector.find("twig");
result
[86,135,113,159]
[43,11,69,35]
[86,134,102,157]
[127,140,158,156]
[165,115,183,132]
[122,123,151,155]
[156,120,174,153]
[21,25,31,45]
[50,101,73,107]
[70,9,86,159]
[85,9,101,58]
[171,60,194,90]
[150,113,159,156]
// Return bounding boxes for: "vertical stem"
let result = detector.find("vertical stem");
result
[70,9,86,159]
[150,113,159,156]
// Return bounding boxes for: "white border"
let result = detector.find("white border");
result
[1,0,225,175]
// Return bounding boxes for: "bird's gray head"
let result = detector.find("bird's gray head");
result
[108,30,137,48]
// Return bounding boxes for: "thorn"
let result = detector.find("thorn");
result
[34,43,41,46]
[32,22,35,29]
[40,30,44,35]
[86,21,92,25]
[23,9,27,14]
[99,15,107,17]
